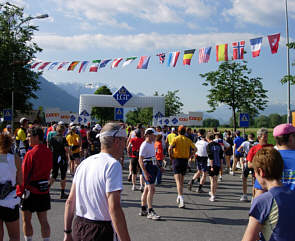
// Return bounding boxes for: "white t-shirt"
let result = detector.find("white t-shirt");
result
[240,140,258,155]
[214,138,230,151]
[73,152,123,221]
[195,139,208,157]
[139,141,155,160]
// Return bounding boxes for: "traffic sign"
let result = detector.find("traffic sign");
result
[3,109,12,121]
[239,113,250,128]
[114,108,124,120]
[113,86,133,106]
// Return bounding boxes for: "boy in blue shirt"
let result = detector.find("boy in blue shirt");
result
[242,147,295,241]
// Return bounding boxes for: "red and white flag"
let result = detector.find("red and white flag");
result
[268,33,280,54]
[111,58,123,69]
[232,41,245,60]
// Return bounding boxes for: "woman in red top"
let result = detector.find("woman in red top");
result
[155,134,165,185]
[127,129,144,191]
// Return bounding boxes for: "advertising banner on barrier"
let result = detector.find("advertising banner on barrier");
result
[60,111,71,124]
[45,109,60,123]
[188,112,203,126]
[155,112,203,127]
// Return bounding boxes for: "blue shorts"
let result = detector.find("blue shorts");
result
[142,162,158,185]
[254,179,263,190]
[196,156,208,172]
[235,151,243,158]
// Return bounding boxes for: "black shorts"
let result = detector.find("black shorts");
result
[52,158,68,180]
[243,166,254,178]
[173,158,188,175]
[196,156,208,172]
[142,162,158,185]
[21,193,51,213]
[208,166,220,177]
[0,205,19,222]
[73,216,113,241]
[131,157,140,174]
[70,153,80,160]
[82,142,88,149]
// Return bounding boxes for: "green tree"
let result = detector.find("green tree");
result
[281,42,295,85]
[268,113,282,128]
[154,90,183,116]
[0,2,42,113]
[125,108,153,126]
[91,86,114,124]
[203,118,220,127]
[200,61,268,131]
[254,115,270,128]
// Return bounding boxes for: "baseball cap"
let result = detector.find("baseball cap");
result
[144,128,155,135]
[6,124,11,129]
[171,127,175,132]
[94,124,101,130]
[58,121,65,125]
[20,117,28,124]
[178,125,186,132]
[273,123,295,137]
[69,122,75,127]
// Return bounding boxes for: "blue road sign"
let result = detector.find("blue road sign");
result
[3,109,12,121]
[239,113,250,128]
[113,86,132,106]
[114,108,124,120]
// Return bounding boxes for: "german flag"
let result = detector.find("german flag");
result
[183,49,195,65]
[67,61,80,71]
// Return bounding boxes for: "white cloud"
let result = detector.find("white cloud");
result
[34,32,261,52]
[224,0,295,27]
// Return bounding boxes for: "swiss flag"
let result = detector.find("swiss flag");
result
[268,33,280,54]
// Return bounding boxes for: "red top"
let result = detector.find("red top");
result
[155,141,164,161]
[246,144,273,163]
[129,137,144,158]
[17,144,53,196]
[80,128,88,143]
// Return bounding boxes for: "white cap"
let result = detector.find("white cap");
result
[144,128,155,135]
[94,124,101,130]
[58,121,65,125]
[69,122,75,127]
[171,127,175,132]
[20,117,28,124]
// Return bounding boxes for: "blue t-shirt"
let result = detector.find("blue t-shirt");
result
[279,150,295,190]
[234,136,245,155]
[206,142,223,167]
[249,185,295,241]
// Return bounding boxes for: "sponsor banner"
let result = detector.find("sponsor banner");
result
[188,112,203,126]
[60,111,71,124]
[154,112,203,126]
[45,108,60,123]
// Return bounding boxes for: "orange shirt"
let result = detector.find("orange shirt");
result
[155,141,164,161]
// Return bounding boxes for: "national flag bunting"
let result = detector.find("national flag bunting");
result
[216,44,228,62]
[250,37,263,57]
[268,33,280,54]
[31,62,41,69]
[38,62,51,70]
[156,53,165,64]
[232,41,245,60]
[89,60,101,72]
[167,51,180,67]
[183,49,195,65]
[111,58,123,69]
[78,61,89,73]
[48,62,59,70]
[137,56,151,69]
[122,57,137,68]
[67,61,80,71]
[57,62,69,70]
[199,47,211,63]
[99,59,111,69]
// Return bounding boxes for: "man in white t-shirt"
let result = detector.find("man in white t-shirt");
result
[63,122,131,241]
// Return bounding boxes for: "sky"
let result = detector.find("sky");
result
[2,0,295,115]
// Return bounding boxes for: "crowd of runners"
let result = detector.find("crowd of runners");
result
[0,117,295,241]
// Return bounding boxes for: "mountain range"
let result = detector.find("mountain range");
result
[33,77,294,124]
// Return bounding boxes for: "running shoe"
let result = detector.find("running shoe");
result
[131,185,136,191]
[187,180,193,191]
[178,199,185,208]
[127,174,132,182]
[197,188,205,193]
[218,176,222,182]
[209,196,215,202]
[176,196,180,204]
[229,171,235,176]
[147,210,161,220]
[240,194,248,202]
[208,191,212,197]
[138,210,148,216]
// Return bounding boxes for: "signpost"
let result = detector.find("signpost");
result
[114,108,124,121]
[239,113,250,128]
[3,109,12,121]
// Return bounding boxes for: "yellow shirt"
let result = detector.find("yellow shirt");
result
[16,128,26,141]
[170,135,195,159]
[167,133,177,145]
[66,133,80,154]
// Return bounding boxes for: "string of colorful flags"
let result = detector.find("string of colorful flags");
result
[30,33,280,72]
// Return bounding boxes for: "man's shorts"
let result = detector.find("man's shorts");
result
[73,216,113,241]
[52,158,68,180]
[196,156,208,172]
[82,142,88,149]
[142,162,158,185]
[208,166,220,177]
[131,157,140,175]
[21,193,51,212]
[173,158,188,175]
[235,151,243,158]
[70,153,80,160]
[243,166,254,178]
[0,205,19,222]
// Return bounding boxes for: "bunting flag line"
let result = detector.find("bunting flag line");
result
[89,60,101,72]
[183,49,195,65]
[99,59,111,69]
[216,44,228,62]
[268,33,280,54]
[156,53,165,64]
[48,62,59,70]
[111,58,123,69]
[57,62,69,70]
[68,61,80,71]
[232,41,245,60]
[167,51,180,67]
[78,61,89,73]
[38,62,51,70]
[250,37,263,58]
[137,56,151,69]
[31,62,41,69]
[199,47,211,63]
[122,57,137,68]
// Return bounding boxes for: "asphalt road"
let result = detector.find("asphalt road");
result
[4,162,252,241]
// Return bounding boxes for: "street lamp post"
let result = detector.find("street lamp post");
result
[285,0,291,123]
[10,13,48,132]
